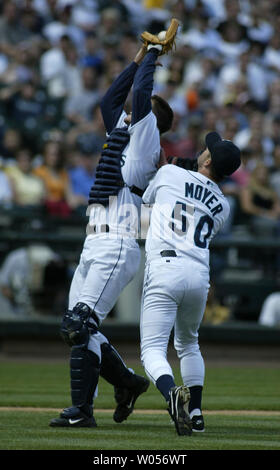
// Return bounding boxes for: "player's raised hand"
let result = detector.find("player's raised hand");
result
[141,18,179,57]
[133,44,147,65]
[133,44,163,67]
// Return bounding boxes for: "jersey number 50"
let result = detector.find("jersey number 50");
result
[169,201,214,248]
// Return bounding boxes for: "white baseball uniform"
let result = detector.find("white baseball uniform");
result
[140,164,230,387]
[68,109,160,358]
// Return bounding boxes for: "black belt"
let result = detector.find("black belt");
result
[92,224,110,233]
[130,185,145,197]
[160,250,177,257]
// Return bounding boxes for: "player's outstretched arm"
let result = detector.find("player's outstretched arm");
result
[100,60,141,134]
[131,48,160,126]
[133,44,147,65]
[131,18,179,126]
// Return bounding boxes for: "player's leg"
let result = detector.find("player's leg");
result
[141,291,192,435]
[50,316,101,427]
[99,341,149,423]
[92,240,149,422]
[140,287,177,399]
[140,258,192,435]
[65,238,147,423]
[51,248,101,427]
[174,265,209,432]
[76,238,141,322]
[68,257,86,310]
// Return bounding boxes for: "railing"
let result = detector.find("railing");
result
[0,207,279,324]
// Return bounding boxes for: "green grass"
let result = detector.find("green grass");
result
[0,361,280,450]
[0,411,280,450]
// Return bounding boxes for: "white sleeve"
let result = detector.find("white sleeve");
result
[215,198,231,234]
[115,111,127,128]
[128,111,160,166]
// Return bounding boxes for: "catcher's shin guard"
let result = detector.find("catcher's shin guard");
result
[100,342,149,423]
[70,346,100,411]
[100,342,137,388]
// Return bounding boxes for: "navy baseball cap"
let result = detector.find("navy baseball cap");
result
[205,132,241,178]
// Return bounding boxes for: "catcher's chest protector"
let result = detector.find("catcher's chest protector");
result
[88,127,130,207]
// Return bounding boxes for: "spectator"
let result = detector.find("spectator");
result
[40,34,74,98]
[0,1,35,51]
[65,103,105,154]
[0,128,22,161]
[246,3,274,44]
[258,291,280,327]
[97,6,128,47]
[0,42,37,87]
[5,148,45,207]
[62,41,83,98]
[264,114,280,156]
[269,144,280,200]
[80,31,103,72]
[0,244,65,318]
[4,79,45,124]
[42,2,85,51]
[164,115,203,159]
[64,65,101,125]
[33,140,77,216]
[180,12,221,53]
[0,246,34,317]
[264,32,280,73]
[239,162,280,236]
[215,48,269,106]
[268,80,280,116]
[0,0,279,242]
[216,19,249,62]
[233,111,265,150]
[0,167,13,205]
[68,151,99,209]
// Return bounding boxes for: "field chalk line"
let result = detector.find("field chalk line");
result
[1,407,280,416]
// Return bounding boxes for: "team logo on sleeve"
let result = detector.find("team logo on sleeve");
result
[120,154,126,167]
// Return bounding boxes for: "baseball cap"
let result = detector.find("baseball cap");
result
[205,132,241,178]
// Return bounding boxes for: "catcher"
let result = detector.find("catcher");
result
[50,20,179,428]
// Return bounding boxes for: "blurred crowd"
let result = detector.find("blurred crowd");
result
[0,0,280,236]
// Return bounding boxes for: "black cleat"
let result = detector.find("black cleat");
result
[49,406,97,428]
[192,414,205,432]
[113,375,150,423]
[168,386,192,436]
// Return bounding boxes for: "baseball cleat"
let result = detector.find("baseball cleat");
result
[113,375,150,423]
[168,386,192,436]
[192,414,205,432]
[49,406,97,428]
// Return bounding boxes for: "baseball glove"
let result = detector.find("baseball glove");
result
[141,18,179,56]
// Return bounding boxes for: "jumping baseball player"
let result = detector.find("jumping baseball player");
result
[140,132,241,435]
[49,23,178,428]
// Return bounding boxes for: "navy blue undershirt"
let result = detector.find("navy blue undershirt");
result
[100,49,159,133]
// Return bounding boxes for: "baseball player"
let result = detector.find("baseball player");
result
[140,132,241,435]
[49,39,174,428]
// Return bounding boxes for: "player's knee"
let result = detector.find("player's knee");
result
[175,341,200,359]
[60,303,99,348]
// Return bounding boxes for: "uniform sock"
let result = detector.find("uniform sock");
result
[190,408,201,419]
[189,385,203,414]
[156,374,175,402]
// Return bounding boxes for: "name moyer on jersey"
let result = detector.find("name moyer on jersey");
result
[185,181,223,216]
